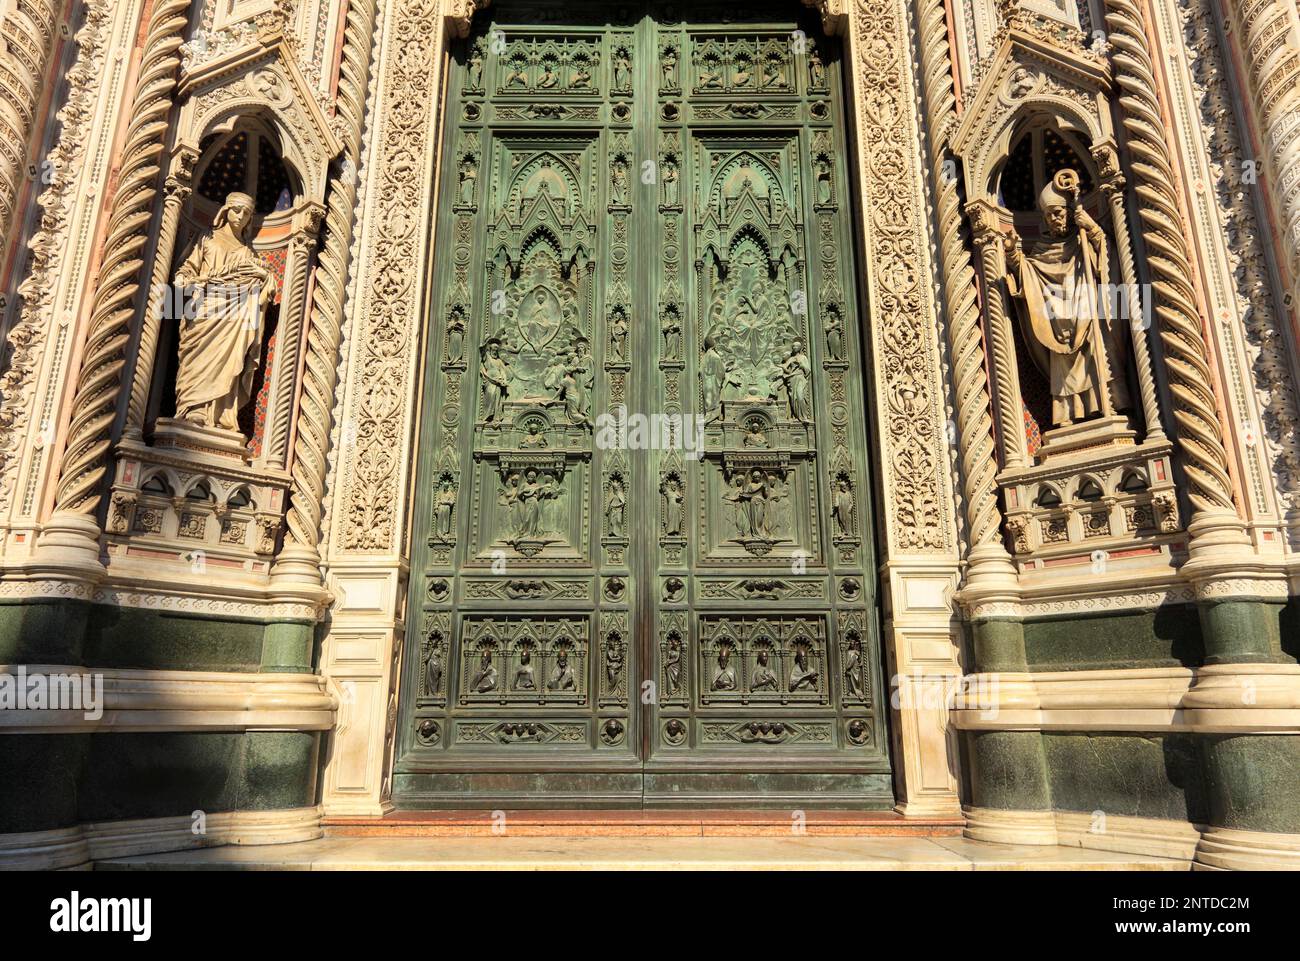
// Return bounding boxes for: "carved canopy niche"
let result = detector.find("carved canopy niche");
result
[950,26,1182,567]
[106,23,341,577]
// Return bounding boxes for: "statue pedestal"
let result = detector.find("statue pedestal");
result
[152,417,250,461]
[1035,414,1136,464]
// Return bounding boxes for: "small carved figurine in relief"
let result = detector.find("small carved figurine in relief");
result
[663,159,679,207]
[700,334,727,416]
[606,636,623,689]
[499,472,523,531]
[610,307,628,360]
[808,44,826,88]
[824,309,844,361]
[739,470,769,538]
[788,646,818,692]
[480,338,510,422]
[661,46,678,89]
[520,420,547,448]
[843,635,864,699]
[468,42,484,89]
[612,158,628,205]
[458,157,476,205]
[549,651,576,691]
[606,477,626,538]
[471,650,498,693]
[664,634,683,694]
[1003,169,1131,427]
[712,646,736,691]
[774,340,813,423]
[833,479,853,538]
[447,306,466,362]
[434,479,456,539]
[815,158,832,205]
[570,61,591,89]
[424,634,443,696]
[751,649,778,691]
[561,341,594,426]
[172,192,273,432]
[662,309,682,360]
[661,476,684,536]
[539,63,559,89]
[615,49,631,89]
[513,648,536,690]
[743,418,768,447]
[506,60,527,87]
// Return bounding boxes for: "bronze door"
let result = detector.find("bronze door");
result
[395,0,891,808]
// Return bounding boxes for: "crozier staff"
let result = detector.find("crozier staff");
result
[172,192,274,433]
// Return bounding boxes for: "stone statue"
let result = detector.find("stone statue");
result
[825,310,844,361]
[614,50,631,89]
[172,192,273,433]
[1004,169,1131,427]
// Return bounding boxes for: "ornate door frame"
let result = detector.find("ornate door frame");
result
[318,0,963,818]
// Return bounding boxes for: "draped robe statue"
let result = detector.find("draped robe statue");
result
[1004,172,1130,427]
[172,192,273,433]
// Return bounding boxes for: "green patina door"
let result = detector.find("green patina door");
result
[395,0,892,807]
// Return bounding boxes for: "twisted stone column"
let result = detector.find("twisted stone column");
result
[0,0,60,260]
[122,148,196,441]
[272,0,379,583]
[1220,0,1300,299]
[915,0,1014,581]
[1103,0,1245,556]
[35,0,191,574]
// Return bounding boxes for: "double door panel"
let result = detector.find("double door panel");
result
[396,1,891,807]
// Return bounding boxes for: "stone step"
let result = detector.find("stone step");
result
[94,836,1190,871]
[322,809,965,838]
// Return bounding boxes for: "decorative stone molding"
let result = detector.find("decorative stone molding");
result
[0,578,324,621]
[0,667,335,732]
[0,806,324,870]
[952,664,1300,733]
